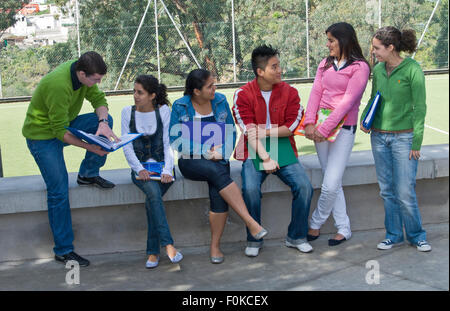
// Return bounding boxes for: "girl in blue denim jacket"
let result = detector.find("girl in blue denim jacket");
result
[169,69,267,264]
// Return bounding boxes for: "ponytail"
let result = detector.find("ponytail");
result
[155,83,170,108]
[399,29,417,54]
[373,26,417,54]
[135,74,170,108]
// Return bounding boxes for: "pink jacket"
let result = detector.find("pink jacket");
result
[304,58,370,137]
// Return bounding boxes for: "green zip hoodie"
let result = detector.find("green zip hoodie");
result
[22,60,108,142]
[361,57,426,150]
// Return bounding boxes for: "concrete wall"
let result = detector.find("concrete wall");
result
[0,145,448,262]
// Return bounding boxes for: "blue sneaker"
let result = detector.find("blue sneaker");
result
[377,239,403,250]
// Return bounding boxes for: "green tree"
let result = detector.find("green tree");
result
[308,0,376,74]
[0,45,49,96]
[44,40,78,71]
[234,0,308,79]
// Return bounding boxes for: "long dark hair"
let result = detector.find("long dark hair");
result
[184,69,211,96]
[134,74,170,108]
[323,22,370,72]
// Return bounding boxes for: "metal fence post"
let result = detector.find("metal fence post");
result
[75,0,81,57]
[305,0,310,78]
[0,69,3,98]
[0,144,3,177]
[378,0,382,28]
[231,0,237,83]
[154,0,161,81]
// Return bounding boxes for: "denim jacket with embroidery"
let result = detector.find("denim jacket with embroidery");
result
[169,92,236,162]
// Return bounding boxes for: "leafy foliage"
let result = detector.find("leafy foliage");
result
[0,0,448,96]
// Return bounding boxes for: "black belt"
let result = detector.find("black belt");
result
[342,125,357,134]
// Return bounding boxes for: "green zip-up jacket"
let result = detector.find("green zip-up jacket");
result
[361,57,426,150]
[22,60,108,142]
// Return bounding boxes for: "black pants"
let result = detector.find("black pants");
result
[178,158,233,213]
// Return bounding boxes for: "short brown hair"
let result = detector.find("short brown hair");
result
[75,51,107,76]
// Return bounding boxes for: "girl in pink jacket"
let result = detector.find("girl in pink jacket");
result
[304,22,370,246]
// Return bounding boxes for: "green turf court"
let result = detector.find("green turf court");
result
[0,74,448,177]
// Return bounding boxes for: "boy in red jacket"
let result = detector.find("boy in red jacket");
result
[232,45,314,257]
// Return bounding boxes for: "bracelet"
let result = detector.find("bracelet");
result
[261,155,271,162]
[98,118,109,124]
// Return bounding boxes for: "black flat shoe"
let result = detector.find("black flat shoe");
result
[328,238,347,246]
[307,234,320,241]
[77,175,115,189]
[55,251,90,267]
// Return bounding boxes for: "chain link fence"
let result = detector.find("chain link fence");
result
[0,0,448,98]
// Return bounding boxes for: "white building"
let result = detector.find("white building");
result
[3,1,75,47]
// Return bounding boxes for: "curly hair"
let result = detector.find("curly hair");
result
[373,26,417,54]
[135,75,170,108]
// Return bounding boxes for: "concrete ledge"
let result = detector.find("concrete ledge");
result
[0,144,448,262]
[1,144,448,215]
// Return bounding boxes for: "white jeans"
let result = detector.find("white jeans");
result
[309,127,355,239]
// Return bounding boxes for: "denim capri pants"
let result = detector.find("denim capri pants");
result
[178,157,233,213]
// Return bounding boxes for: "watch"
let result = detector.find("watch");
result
[98,118,109,124]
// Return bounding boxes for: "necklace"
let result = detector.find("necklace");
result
[386,58,403,76]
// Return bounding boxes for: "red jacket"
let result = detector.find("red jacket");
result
[232,79,304,161]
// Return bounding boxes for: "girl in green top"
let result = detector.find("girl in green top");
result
[360,27,431,252]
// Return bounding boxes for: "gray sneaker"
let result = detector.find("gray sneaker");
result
[416,240,432,252]
[245,246,260,257]
[285,241,313,253]
[377,239,403,250]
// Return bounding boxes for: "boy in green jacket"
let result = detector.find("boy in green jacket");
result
[22,51,119,267]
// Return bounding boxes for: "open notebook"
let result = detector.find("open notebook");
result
[66,127,142,152]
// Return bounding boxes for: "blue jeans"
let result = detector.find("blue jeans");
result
[131,172,174,255]
[241,159,313,247]
[71,113,113,177]
[371,131,426,244]
[26,113,112,255]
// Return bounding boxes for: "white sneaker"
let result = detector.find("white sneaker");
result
[377,239,403,250]
[416,240,432,252]
[285,241,313,253]
[245,246,260,257]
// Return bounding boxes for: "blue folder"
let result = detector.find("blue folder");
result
[181,120,225,147]
[134,162,175,181]
[362,91,382,130]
